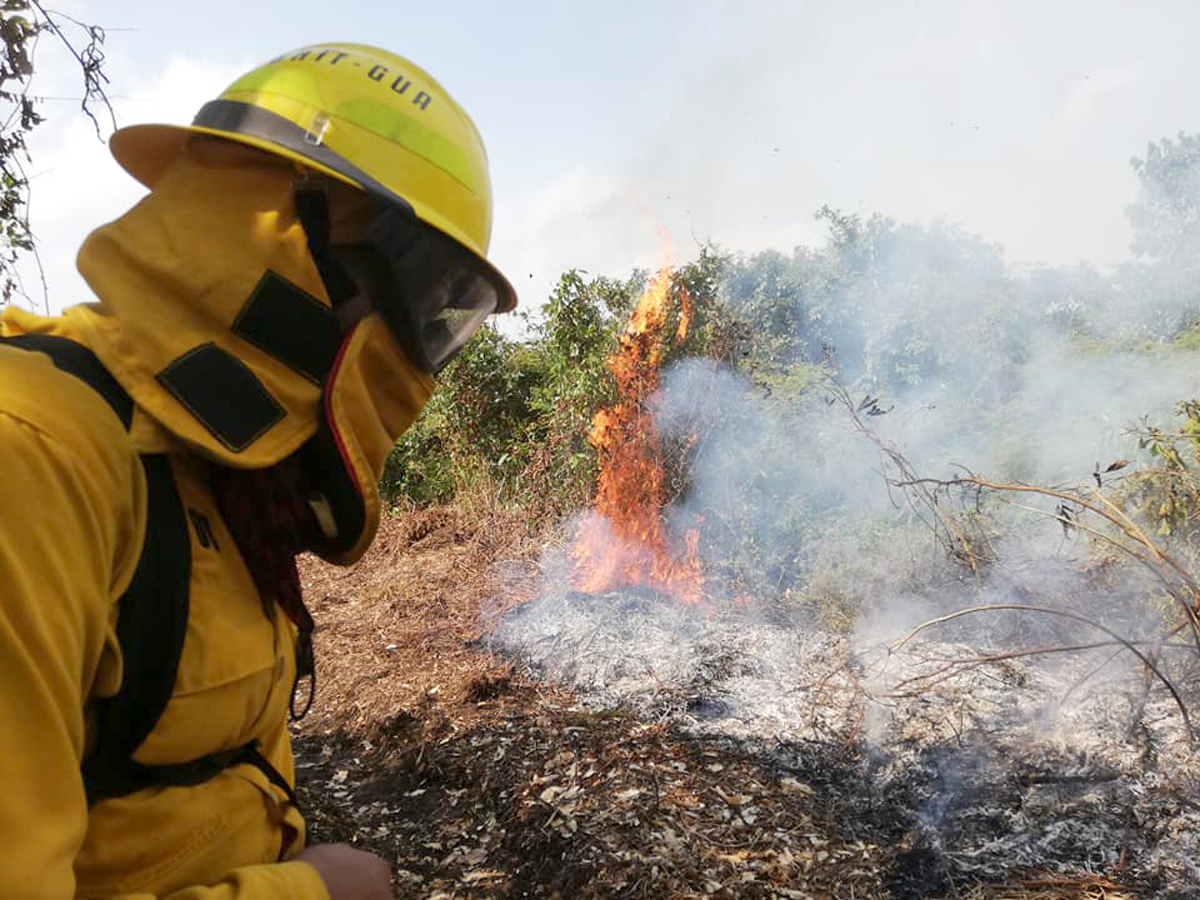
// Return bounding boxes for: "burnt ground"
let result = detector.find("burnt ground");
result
[293,507,1160,899]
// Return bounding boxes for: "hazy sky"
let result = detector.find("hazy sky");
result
[12,0,1200,314]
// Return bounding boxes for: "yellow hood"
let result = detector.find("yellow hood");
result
[60,136,432,564]
[67,138,333,467]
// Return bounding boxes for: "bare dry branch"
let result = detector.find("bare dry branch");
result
[889,602,1194,741]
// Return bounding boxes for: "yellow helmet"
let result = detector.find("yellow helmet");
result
[109,42,516,313]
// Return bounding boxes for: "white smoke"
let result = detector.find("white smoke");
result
[491,213,1200,889]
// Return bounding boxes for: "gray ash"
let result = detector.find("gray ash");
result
[492,586,1200,897]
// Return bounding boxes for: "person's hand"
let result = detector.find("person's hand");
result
[294,842,393,900]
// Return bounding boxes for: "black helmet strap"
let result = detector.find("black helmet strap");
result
[293,182,357,312]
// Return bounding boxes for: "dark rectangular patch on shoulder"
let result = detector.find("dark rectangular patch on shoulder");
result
[232,271,341,384]
[157,343,285,452]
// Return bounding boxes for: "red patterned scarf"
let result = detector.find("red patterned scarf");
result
[210,463,317,719]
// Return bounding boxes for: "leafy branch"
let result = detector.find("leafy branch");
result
[0,1,112,307]
[824,369,1200,742]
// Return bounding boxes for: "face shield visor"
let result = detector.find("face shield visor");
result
[331,203,499,374]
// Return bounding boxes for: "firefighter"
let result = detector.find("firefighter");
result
[0,43,515,899]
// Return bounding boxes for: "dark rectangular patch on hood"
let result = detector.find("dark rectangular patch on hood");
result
[157,343,285,452]
[233,271,341,384]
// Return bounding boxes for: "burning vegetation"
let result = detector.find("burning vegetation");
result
[297,133,1200,899]
[487,228,1200,895]
[570,263,705,605]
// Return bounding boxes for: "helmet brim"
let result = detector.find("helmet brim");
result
[109,123,518,313]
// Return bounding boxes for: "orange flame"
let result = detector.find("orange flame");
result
[570,262,704,603]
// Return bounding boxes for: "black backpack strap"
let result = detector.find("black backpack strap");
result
[88,738,301,808]
[4,334,299,806]
[0,336,188,803]
[82,452,192,804]
[2,334,133,427]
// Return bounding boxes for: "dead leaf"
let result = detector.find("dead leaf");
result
[717,850,751,866]
[780,777,814,796]
[462,870,506,883]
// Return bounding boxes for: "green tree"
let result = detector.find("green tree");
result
[1122,133,1200,339]
[1128,132,1200,266]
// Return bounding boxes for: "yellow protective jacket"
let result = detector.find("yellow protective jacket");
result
[0,320,328,900]
[0,139,336,899]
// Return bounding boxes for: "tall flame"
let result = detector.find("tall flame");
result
[570,262,704,604]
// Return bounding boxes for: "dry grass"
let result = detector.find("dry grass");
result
[959,879,1140,900]
[293,502,1153,899]
[297,499,542,737]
